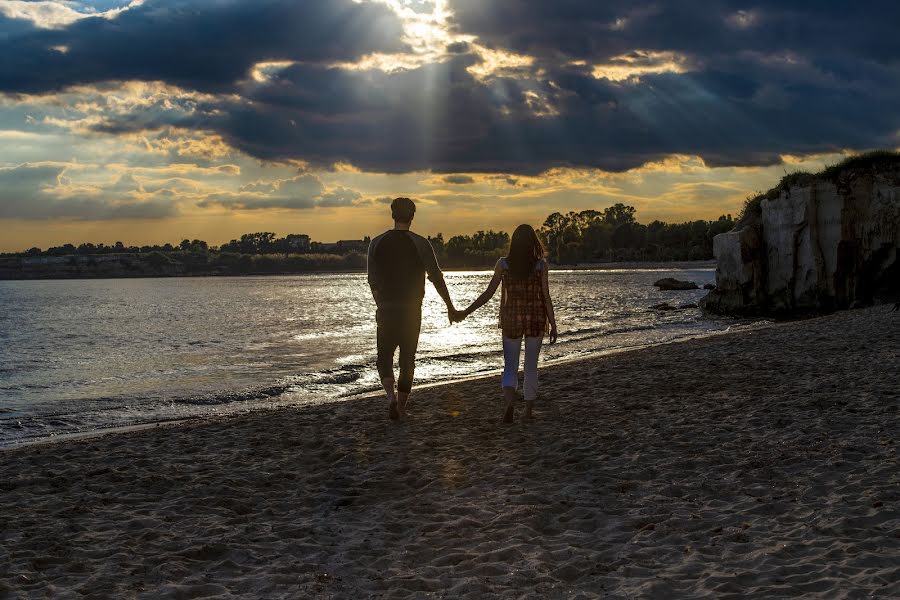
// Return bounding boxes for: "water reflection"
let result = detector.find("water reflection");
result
[0,268,739,444]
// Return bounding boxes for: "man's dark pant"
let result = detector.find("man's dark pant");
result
[376,306,422,394]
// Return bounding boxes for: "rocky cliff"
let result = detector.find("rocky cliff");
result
[702,152,900,316]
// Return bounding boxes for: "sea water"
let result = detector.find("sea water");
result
[0,268,749,445]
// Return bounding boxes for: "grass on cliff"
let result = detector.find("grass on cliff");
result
[738,150,900,223]
[820,150,900,180]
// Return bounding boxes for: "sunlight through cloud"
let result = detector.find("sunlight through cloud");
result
[249,61,297,83]
[467,45,535,81]
[345,0,470,71]
[591,50,693,82]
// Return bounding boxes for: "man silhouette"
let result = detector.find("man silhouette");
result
[367,197,460,420]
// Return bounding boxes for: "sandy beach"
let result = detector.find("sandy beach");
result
[1,306,898,599]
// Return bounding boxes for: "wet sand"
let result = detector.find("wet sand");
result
[1,306,898,598]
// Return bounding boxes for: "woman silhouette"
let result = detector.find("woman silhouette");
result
[459,224,558,422]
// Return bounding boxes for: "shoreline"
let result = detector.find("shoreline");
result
[2,306,897,597]
[2,314,759,451]
[0,260,716,281]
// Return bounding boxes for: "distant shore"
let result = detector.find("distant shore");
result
[2,305,897,597]
[0,254,714,281]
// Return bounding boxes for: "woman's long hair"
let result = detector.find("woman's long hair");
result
[507,224,544,280]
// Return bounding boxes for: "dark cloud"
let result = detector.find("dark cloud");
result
[0,15,38,40]
[0,0,405,93]
[446,41,470,54]
[449,1,900,64]
[443,174,475,184]
[2,1,899,176]
[88,51,900,174]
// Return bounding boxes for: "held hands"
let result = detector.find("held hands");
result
[448,307,467,324]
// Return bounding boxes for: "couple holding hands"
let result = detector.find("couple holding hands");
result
[367,197,558,423]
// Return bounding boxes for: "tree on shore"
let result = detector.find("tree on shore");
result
[7,206,734,265]
[538,205,733,263]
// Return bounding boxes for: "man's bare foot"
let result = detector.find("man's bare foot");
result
[382,378,398,420]
[397,392,410,419]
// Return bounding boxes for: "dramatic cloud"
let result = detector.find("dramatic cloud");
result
[180,53,897,173]
[0,0,405,93]
[448,1,900,65]
[1,0,899,233]
[0,163,177,219]
[8,1,887,174]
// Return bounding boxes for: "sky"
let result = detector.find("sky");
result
[1,0,898,251]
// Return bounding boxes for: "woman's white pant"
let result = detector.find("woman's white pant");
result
[501,336,543,401]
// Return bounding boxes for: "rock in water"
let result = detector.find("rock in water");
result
[649,302,697,311]
[702,152,900,316]
[653,278,699,290]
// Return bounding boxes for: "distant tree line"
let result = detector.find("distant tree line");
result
[428,230,511,268]
[427,204,734,266]
[6,204,735,267]
[12,232,365,257]
[3,233,368,277]
[537,204,735,263]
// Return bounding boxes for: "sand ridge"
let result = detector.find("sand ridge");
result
[1,306,898,598]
